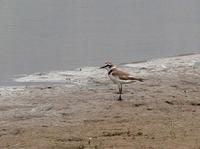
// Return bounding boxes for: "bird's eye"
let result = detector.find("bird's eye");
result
[106,65,110,67]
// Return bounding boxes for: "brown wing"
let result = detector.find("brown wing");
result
[111,68,132,80]
[112,68,143,81]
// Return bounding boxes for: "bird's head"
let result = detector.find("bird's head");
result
[100,62,114,71]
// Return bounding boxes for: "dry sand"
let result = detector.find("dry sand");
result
[0,54,200,149]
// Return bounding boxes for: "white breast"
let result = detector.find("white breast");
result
[108,74,134,84]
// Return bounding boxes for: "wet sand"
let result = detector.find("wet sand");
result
[0,54,200,149]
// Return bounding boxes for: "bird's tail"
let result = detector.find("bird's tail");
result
[129,76,144,82]
[136,78,144,82]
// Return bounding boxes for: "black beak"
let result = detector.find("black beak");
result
[100,65,106,69]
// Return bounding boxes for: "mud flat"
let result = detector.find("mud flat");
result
[1,54,200,149]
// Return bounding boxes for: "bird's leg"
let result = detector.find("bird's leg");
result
[118,84,122,101]
[116,85,121,94]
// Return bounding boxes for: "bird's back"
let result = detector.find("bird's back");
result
[108,67,143,84]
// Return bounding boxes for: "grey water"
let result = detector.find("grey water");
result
[0,0,200,85]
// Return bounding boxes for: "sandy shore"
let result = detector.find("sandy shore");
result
[1,54,200,149]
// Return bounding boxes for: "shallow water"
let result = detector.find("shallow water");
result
[0,0,200,85]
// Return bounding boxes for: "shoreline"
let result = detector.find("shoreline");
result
[12,53,200,84]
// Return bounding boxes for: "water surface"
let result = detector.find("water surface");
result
[0,0,200,85]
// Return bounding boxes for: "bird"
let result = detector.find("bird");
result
[100,62,143,100]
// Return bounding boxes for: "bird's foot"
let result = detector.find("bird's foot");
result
[118,95,123,101]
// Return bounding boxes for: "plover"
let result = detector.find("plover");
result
[100,62,143,100]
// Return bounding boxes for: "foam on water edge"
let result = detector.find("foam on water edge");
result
[11,54,200,86]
